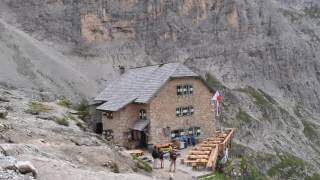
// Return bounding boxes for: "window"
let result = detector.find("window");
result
[177,84,193,95]
[176,106,194,117]
[187,106,194,116]
[139,109,147,120]
[188,85,193,94]
[176,107,183,117]
[177,85,182,95]
[103,112,113,119]
[188,127,201,136]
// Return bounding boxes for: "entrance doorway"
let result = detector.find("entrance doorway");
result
[139,131,147,148]
[96,122,103,134]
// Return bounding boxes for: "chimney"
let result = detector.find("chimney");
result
[119,66,125,75]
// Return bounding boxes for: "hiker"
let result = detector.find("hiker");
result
[169,150,177,172]
[159,148,164,169]
[152,146,159,169]
[168,144,173,153]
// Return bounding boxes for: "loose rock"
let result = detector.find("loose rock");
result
[0,96,10,102]
[0,108,8,119]
[15,161,38,179]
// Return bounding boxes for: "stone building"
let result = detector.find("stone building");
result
[94,63,215,148]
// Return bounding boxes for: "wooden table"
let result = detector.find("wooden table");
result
[126,149,144,157]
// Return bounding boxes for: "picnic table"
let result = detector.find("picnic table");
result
[189,150,211,155]
[187,155,209,160]
[126,149,144,157]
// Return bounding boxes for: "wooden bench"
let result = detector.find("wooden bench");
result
[187,155,209,160]
[206,147,219,170]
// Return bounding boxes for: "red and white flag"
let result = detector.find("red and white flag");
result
[212,91,223,116]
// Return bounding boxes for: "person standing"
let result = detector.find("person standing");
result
[159,148,164,169]
[152,146,159,169]
[191,134,196,147]
[169,150,177,172]
[168,144,173,153]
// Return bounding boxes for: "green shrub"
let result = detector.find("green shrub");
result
[67,113,77,120]
[75,99,90,120]
[55,117,69,126]
[236,110,256,124]
[268,153,307,179]
[111,162,120,173]
[57,97,72,108]
[237,87,276,121]
[205,73,226,90]
[25,101,53,114]
[132,155,152,173]
[306,173,320,180]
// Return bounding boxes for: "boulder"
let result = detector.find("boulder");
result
[15,161,38,179]
[0,96,10,102]
[0,109,8,119]
[0,124,6,132]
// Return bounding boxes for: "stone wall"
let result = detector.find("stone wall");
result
[102,103,149,147]
[149,77,215,145]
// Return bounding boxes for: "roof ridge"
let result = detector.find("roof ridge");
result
[129,62,179,69]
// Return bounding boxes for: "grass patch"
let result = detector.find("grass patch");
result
[257,89,277,104]
[239,157,264,180]
[57,97,72,108]
[306,173,320,180]
[55,117,69,126]
[205,73,226,90]
[132,155,152,173]
[302,120,320,144]
[243,87,272,108]
[25,101,53,115]
[237,87,275,121]
[67,113,77,120]
[236,110,255,124]
[66,113,86,130]
[268,153,308,179]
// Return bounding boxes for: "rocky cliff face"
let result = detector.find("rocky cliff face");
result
[1,0,320,178]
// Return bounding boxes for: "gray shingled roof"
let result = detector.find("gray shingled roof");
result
[132,119,150,131]
[95,63,199,111]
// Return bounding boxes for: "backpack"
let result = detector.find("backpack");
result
[159,151,164,159]
[152,150,158,158]
[170,152,177,160]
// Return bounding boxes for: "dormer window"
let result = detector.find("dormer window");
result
[139,109,146,120]
[177,84,193,95]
